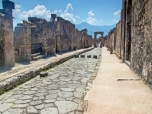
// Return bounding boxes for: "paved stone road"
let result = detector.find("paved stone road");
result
[0,48,101,114]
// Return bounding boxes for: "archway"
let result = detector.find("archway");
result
[94,32,104,47]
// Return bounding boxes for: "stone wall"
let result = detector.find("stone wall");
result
[131,0,152,83]
[14,14,92,62]
[0,0,15,67]
[29,17,55,55]
[106,0,152,87]
[107,28,116,53]
[115,21,121,58]
[14,21,31,62]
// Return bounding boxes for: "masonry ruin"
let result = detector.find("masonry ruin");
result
[0,0,15,67]
[13,10,93,62]
[106,0,152,87]
[0,0,93,66]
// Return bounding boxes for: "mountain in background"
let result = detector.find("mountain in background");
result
[75,22,116,37]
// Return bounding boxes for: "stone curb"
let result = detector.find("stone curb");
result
[0,47,94,95]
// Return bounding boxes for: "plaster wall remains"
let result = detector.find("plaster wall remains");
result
[0,0,15,67]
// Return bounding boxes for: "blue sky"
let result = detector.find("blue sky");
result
[0,0,122,26]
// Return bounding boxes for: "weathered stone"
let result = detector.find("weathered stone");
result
[29,100,42,106]
[40,108,58,114]
[55,101,78,114]
[44,99,56,103]
[35,104,44,110]
[87,55,91,58]
[0,103,13,112]
[3,109,23,114]
[12,104,28,108]
[80,55,85,58]
[27,106,37,114]
[45,94,57,99]
[93,55,98,59]
[58,91,73,98]
[60,88,74,92]
[75,54,79,58]
[15,100,31,104]
[40,72,48,77]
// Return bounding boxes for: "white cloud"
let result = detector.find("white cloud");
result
[53,10,58,14]
[60,3,76,23]
[75,15,80,18]
[84,10,102,25]
[113,10,121,23]
[58,10,62,13]
[85,17,97,25]
[65,3,73,13]
[13,3,77,24]
[19,4,52,19]
[114,10,121,16]
[13,4,21,15]
[88,10,94,17]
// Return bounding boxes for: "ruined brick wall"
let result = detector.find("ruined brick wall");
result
[14,21,31,62]
[115,21,121,58]
[80,29,87,48]
[131,0,152,83]
[57,18,72,52]
[0,0,15,67]
[75,29,81,49]
[86,35,92,47]
[29,17,55,55]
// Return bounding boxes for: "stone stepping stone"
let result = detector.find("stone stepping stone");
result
[74,54,79,58]
[93,55,98,59]
[40,72,48,77]
[80,55,85,58]
[87,55,91,58]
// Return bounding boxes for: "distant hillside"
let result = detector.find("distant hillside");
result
[75,22,116,37]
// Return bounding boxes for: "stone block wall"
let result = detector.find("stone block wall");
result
[14,20,31,62]
[0,0,15,67]
[131,0,152,82]
[29,17,55,55]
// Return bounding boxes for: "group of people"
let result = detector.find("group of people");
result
[95,42,103,48]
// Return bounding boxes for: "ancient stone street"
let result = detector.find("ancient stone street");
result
[0,48,101,114]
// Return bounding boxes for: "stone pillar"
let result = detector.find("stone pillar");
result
[0,0,15,67]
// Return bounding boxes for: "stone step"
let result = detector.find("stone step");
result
[31,53,40,57]
[32,54,47,61]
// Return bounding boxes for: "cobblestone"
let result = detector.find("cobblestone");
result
[0,48,101,114]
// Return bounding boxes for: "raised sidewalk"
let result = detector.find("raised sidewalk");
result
[84,47,152,114]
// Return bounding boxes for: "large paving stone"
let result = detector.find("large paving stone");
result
[60,88,74,92]
[27,106,37,114]
[3,109,23,114]
[40,108,58,114]
[55,101,78,114]
[45,94,57,99]
[30,100,42,106]
[58,91,73,98]
[0,103,13,113]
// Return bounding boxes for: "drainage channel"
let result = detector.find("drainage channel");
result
[0,48,102,114]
